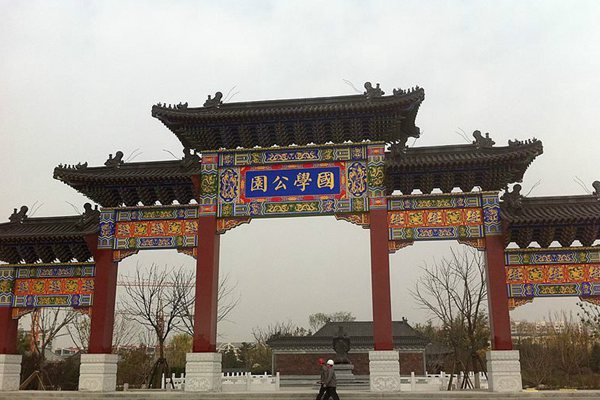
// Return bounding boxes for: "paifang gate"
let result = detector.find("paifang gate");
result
[1,83,599,393]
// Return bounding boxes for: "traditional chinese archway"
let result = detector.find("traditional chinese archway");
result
[1,83,598,393]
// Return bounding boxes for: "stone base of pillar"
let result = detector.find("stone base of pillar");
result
[78,353,118,391]
[486,350,522,392]
[0,354,22,391]
[369,350,400,392]
[184,352,222,392]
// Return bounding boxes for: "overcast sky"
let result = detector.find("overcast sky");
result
[2,1,600,343]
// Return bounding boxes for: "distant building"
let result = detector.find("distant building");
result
[268,320,429,376]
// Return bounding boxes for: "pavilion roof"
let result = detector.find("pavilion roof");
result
[0,206,98,263]
[268,321,428,351]
[385,136,543,193]
[501,184,600,247]
[53,155,201,207]
[151,85,425,151]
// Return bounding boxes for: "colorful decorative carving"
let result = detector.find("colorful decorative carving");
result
[386,192,502,242]
[0,267,15,307]
[506,247,600,298]
[177,248,197,259]
[99,205,199,250]
[199,153,219,216]
[388,241,414,254]
[458,238,487,251]
[11,307,33,319]
[481,193,502,236]
[216,217,252,234]
[508,298,533,310]
[387,193,482,211]
[0,262,97,313]
[113,249,139,262]
[239,163,344,201]
[209,144,381,218]
[335,213,370,229]
[580,296,600,306]
[505,247,600,265]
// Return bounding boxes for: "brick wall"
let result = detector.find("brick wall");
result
[274,351,424,375]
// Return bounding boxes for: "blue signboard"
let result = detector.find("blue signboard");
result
[244,166,341,198]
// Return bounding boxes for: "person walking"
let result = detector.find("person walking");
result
[315,358,327,400]
[323,359,340,400]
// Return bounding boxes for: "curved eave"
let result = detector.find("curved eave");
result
[0,216,97,263]
[385,140,543,170]
[152,90,425,122]
[502,195,600,225]
[53,161,202,184]
[53,161,201,207]
[268,336,429,350]
[0,216,98,242]
[152,90,425,151]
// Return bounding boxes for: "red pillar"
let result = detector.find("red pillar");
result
[485,234,513,350]
[0,307,18,354]
[86,234,118,354]
[192,215,220,352]
[369,208,394,350]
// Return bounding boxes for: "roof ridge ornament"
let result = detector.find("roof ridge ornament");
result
[472,130,495,148]
[501,184,523,211]
[363,82,384,99]
[508,138,539,147]
[104,151,124,168]
[592,181,600,198]
[79,203,100,226]
[204,91,223,108]
[9,206,28,223]
[393,86,421,96]
[181,147,200,167]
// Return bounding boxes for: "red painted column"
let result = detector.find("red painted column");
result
[369,208,394,350]
[0,307,18,354]
[485,234,513,350]
[85,234,118,354]
[193,215,220,352]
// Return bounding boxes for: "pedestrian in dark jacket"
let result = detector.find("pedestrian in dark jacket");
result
[315,358,327,400]
[323,359,340,400]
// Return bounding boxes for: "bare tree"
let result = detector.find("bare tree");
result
[411,247,488,389]
[250,320,310,374]
[20,308,78,389]
[66,310,136,352]
[179,272,240,337]
[308,311,355,332]
[120,263,194,388]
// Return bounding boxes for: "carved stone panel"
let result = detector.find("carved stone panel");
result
[369,350,401,392]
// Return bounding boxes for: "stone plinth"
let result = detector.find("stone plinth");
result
[486,350,522,392]
[0,354,21,391]
[78,353,118,391]
[184,352,222,392]
[369,350,400,392]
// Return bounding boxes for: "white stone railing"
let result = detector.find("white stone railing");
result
[161,371,280,391]
[400,371,488,391]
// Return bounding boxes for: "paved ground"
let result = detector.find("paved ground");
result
[1,390,600,400]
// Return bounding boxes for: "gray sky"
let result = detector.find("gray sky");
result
[2,1,600,342]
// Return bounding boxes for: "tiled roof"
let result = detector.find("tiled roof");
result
[54,160,202,183]
[385,139,543,193]
[268,321,429,350]
[53,160,200,207]
[0,211,97,263]
[313,321,418,337]
[0,215,96,240]
[502,195,600,225]
[386,140,542,169]
[502,193,600,247]
[152,88,425,151]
